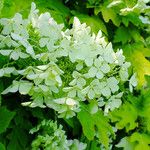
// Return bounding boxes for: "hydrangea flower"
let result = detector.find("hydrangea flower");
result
[0,2,137,118]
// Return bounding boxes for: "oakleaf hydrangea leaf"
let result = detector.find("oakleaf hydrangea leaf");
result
[0,107,15,134]
[110,102,138,132]
[117,133,150,150]
[78,104,114,149]
[124,43,150,87]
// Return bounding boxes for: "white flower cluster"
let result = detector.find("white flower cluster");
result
[0,2,137,117]
[30,120,87,150]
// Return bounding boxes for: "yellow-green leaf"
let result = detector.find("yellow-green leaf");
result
[100,2,121,26]
[123,43,150,87]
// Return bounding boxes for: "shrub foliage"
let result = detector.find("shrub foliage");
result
[0,0,150,150]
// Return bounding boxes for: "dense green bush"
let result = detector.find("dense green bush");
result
[0,0,150,150]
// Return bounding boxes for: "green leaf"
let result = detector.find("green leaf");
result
[40,0,70,17]
[137,91,150,132]
[130,132,150,150]
[0,0,4,15]
[129,28,145,43]
[36,0,70,23]
[0,80,4,105]
[116,133,150,150]
[110,101,138,132]
[123,43,150,87]
[78,104,114,149]
[133,50,150,87]
[122,14,142,27]
[145,75,150,88]
[0,107,15,134]
[0,0,32,18]
[114,27,132,44]
[0,143,5,150]
[100,1,121,26]
[90,141,100,150]
[7,127,29,150]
